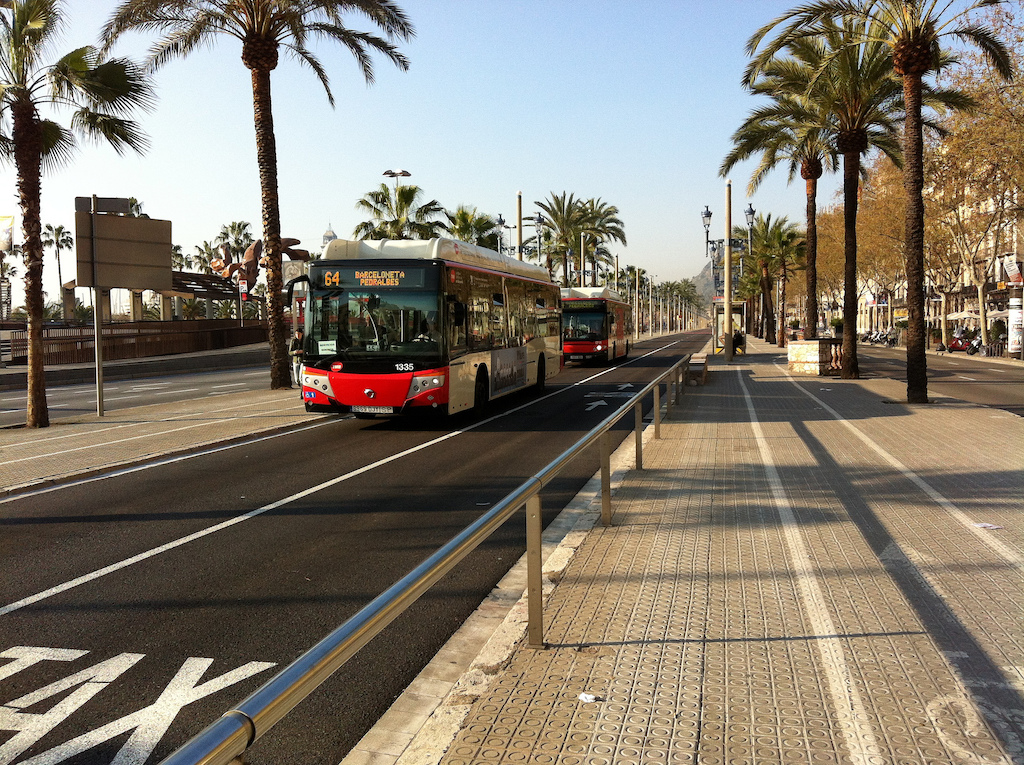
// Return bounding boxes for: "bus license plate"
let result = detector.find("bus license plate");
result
[352,405,392,414]
[570,355,584,360]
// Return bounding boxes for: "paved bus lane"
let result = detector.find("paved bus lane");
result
[0,333,707,765]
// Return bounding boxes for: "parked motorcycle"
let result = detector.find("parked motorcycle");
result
[944,331,973,352]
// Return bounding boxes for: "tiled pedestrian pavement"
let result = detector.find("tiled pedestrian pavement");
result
[351,337,1023,765]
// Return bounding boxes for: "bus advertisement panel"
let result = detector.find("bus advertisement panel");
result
[294,238,561,417]
[561,287,633,364]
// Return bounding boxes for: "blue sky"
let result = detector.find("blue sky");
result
[2,0,845,309]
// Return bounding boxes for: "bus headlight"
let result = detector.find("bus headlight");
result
[595,344,603,351]
[407,374,445,398]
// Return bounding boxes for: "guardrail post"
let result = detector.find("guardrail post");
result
[526,495,545,648]
[654,383,661,439]
[600,431,612,526]
[634,401,643,470]
[676,365,683,403]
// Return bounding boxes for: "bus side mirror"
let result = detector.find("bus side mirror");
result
[285,274,309,304]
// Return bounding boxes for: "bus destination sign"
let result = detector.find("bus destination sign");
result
[564,300,605,311]
[317,267,425,289]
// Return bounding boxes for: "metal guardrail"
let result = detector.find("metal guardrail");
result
[159,353,693,765]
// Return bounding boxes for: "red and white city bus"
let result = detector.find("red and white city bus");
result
[289,238,561,417]
[560,287,633,364]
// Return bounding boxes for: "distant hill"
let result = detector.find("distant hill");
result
[692,258,716,308]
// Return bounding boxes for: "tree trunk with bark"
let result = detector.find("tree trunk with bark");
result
[14,100,48,428]
[250,67,290,389]
[841,149,861,379]
[803,173,820,340]
[902,73,929,402]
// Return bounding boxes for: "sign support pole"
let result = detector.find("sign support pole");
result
[91,195,105,417]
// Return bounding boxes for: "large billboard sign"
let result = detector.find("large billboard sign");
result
[75,207,172,290]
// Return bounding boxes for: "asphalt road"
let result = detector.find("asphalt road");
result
[0,332,708,765]
[855,344,1024,416]
[0,368,273,428]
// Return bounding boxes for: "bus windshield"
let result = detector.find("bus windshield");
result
[308,289,444,361]
[563,311,606,341]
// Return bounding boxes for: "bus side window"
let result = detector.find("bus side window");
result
[448,300,467,354]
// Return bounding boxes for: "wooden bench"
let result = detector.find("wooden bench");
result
[687,354,708,385]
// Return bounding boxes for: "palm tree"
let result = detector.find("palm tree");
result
[581,198,626,287]
[748,0,1012,396]
[722,51,839,340]
[193,242,220,275]
[444,205,498,246]
[41,222,72,318]
[353,183,446,240]
[536,192,588,287]
[216,220,255,259]
[171,243,192,271]
[103,0,415,390]
[738,214,804,342]
[2,0,153,428]
[753,21,905,376]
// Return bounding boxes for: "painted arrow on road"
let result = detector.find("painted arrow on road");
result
[585,401,609,411]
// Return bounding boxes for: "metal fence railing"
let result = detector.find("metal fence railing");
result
[3,320,268,364]
[158,353,693,765]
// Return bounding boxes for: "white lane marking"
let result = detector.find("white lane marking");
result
[155,388,200,395]
[0,341,689,610]
[956,375,978,381]
[0,398,289,452]
[14,657,275,765]
[126,384,171,391]
[781,372,1024,572]
[102,396,142,403]
[0,648,275,765]
[0,424,469,616]
[0,651,144,764]
[737,370,881,765]
[211,383,247,389]
[1,419,332,505]
[0,403,302,468]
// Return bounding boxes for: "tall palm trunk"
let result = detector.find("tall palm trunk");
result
[902,73,928,402]
[14,100,48,428]
[777,274,788,347]
[250,66,289,388]
[760,263,775,340]
[802,161,821,340]
[841,149,860,379]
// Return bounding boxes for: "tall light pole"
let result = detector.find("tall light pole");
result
[523,214,547,276]
[744,204,755,279]
[724,182,734,361]
[496,214,505,255]
[579,232,586,287]
[701,206,712,257]
[516,192,524,260]
[383,169,410,199]
[745,204,755,336]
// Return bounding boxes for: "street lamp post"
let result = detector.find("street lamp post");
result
[496,214,505,255]
[745,204,755,334]
[724,181,734,362]
[383,169,410,195]
[523,214,547,276]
